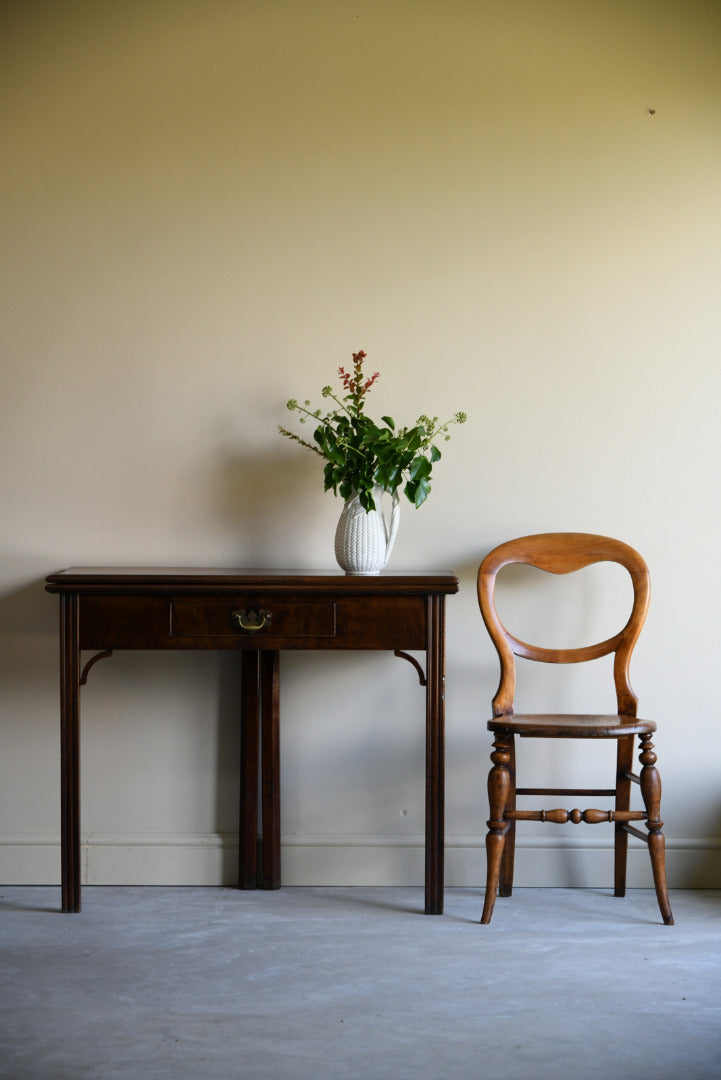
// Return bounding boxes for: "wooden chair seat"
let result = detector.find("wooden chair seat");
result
[489,714,655,738]
[477,532,673,925]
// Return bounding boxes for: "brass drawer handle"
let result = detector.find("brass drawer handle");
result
[231,608,272,633]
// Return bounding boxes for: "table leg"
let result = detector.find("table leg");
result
[60,593,81,913]
[425,595,446,914]
[239,651,260,888]
[260,651,281,889]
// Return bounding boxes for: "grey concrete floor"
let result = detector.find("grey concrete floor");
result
[1,887,720,1080]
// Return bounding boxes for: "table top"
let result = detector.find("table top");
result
[46,568,459,596]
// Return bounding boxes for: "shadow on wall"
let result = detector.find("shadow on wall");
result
[0,573,58,705]
[211,446,335,565]
[0,571,58,638]
[686,808,721,888]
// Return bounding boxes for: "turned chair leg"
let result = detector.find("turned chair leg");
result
[614,736,634,897]
[499,736,516,897]
[639,734,674,925]
[481,733,512,924]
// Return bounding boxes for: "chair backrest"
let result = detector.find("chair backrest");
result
[477,533,650,718]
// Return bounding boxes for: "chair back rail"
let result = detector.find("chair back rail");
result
[478,532,649,718]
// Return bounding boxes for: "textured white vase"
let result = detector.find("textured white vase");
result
[334,485,400,575]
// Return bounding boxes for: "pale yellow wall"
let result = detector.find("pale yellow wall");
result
[2,0,720,889]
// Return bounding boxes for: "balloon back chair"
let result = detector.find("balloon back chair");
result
[477,532,673,925]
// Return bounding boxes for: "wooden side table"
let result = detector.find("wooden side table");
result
[46,569,458,914]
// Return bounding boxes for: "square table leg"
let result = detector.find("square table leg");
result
[60,593,81,913]
[260,651,281,889]
[239,651,260,888]
[425,595,446,915]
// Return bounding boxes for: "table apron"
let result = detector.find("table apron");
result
[76,594,429,651]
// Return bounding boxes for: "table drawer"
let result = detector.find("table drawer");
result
[170,599,336,639]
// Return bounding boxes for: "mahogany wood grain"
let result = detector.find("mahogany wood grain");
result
[477,534,673,926]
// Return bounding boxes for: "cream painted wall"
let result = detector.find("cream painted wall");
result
[2,0,720,890]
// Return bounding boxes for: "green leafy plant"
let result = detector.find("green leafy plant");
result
[279,350,467,512]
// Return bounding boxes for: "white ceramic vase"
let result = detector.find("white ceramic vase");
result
[334,485,400,575]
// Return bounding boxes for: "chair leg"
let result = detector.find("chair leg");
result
[481,732,512,924]
[614,736,634,897]
[499,735,516,897]
[638,734,674,925]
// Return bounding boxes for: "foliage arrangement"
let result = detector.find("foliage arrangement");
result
[279,350,467,512]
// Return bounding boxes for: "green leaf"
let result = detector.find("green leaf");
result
[374,463,391,490]
[414,476,431,507]
[381,415,395,429]
[409,455,432,480]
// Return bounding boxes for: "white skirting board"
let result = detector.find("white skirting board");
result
[1,833,719,888]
